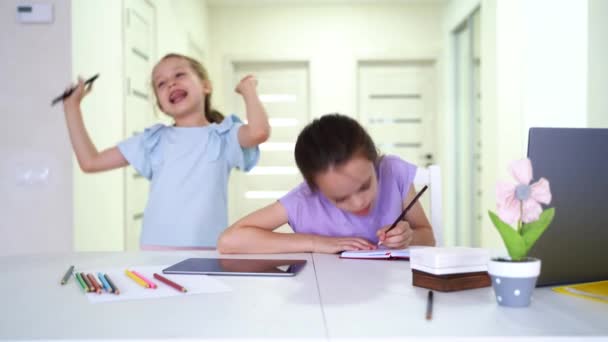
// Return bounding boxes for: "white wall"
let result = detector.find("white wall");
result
[71,1,125,251]
[208,3,443,118]
[0,1,73,255]
[156,0,210,61]
[443,0,593,251]
[588,0,608,128]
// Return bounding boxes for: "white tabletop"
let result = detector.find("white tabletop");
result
[1,251,607,341]
[312,253,607,340]
[0,251,324,340]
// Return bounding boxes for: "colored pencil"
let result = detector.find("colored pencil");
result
[86,273,102,294]
[379,185,428,245]
[104,273,120,295]
[80,272,92,292]
[74,272,87,292]
[154,273,188,293]
[426,290,434,320]
[125,270,149,288]
[61,265,74,285]
[132,270,157,289]
[97,273,113,293]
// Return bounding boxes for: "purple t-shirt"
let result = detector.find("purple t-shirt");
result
[279,155,417,244]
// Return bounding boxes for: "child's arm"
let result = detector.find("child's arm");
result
[218,202,375,254]
[235,75,271,147]
[377,186,436,248]
[63,78,128,173]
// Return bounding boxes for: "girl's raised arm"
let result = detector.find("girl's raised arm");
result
[234,75,271,147]
[63,78,128,173]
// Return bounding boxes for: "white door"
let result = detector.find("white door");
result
[358,61,437,214]
[123,0,156,250]
[229,62,310,233]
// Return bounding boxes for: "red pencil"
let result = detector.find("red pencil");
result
[86,273,102,294]
[153,273,187,292]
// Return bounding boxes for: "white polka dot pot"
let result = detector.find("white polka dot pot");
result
[487,257,541,307]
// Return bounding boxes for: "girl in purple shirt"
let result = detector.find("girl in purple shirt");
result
[219,114,435,254]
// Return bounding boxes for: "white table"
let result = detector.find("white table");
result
[313,254,607,341]
[0,251,324,340]
[0,251,606,341]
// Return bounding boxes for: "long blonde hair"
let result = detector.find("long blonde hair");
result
[153,53,224,123]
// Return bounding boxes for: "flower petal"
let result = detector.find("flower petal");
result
[510,158,533,185]
[530,177,552,205]
[496,181,516,207]
[497,197,521,225]
[521,199,543,223]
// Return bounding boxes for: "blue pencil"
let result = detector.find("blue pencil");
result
[97,273,113,293]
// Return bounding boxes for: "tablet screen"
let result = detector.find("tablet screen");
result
[162,258,307,277]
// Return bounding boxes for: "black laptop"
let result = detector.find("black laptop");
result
[527,127,608,286]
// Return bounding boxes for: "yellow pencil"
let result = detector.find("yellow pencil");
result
[125,269,150,288]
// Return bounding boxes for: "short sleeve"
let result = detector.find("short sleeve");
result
[384,156,417,202]
[210,114,260,171]
[117,124,165,180]
[278,183,308,231]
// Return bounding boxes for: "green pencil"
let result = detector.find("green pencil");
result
[74,272,87,292]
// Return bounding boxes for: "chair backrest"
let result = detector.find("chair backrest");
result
[413,165,443,246]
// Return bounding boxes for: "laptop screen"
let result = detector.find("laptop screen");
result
[527,127,608,286]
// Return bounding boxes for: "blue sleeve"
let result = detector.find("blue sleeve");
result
[117,124,165,180]
[217,115,260,171]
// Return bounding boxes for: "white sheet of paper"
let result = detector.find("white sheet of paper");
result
[79,265,231,304]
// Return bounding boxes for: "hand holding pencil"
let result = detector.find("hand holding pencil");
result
[376,221,415,249]
[377,185,428,248]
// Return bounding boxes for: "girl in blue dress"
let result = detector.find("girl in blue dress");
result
[62,53,270,249]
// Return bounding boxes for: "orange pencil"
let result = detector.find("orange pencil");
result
[154,273,188,293]
[125,270,149,288]
[86,273,102,294]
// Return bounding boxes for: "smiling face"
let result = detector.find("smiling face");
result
[152,56,210,122]
[315,156,378,216]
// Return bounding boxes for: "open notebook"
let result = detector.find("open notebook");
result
[340,248,409,260]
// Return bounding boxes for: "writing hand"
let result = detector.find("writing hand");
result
[376,221,414,249]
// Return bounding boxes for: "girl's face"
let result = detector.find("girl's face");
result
[152,57,210,120]
[314,156,378,216]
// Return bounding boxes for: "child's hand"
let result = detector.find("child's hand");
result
[63,77,93,111]
[234,74,258,97]
[376,221,414,249]
[311,235,376,254]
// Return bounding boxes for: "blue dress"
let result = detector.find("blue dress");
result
[118,115,259,247]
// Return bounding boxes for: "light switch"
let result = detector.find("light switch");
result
[16,3,54,24]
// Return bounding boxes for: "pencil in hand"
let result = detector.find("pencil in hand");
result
[51,74,99,106]
[154,273,188,293]
[378,185,428,246]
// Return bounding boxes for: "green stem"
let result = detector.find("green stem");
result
[518,201,523,234]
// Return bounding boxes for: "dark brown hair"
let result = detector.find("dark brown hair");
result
[153,53,224,123]
[294,113,379,190]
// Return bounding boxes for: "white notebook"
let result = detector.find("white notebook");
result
[340,248,410,260]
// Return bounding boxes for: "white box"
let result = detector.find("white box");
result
[410,247,489,275]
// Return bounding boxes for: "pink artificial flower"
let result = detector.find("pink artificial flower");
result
[496,158,552,225]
